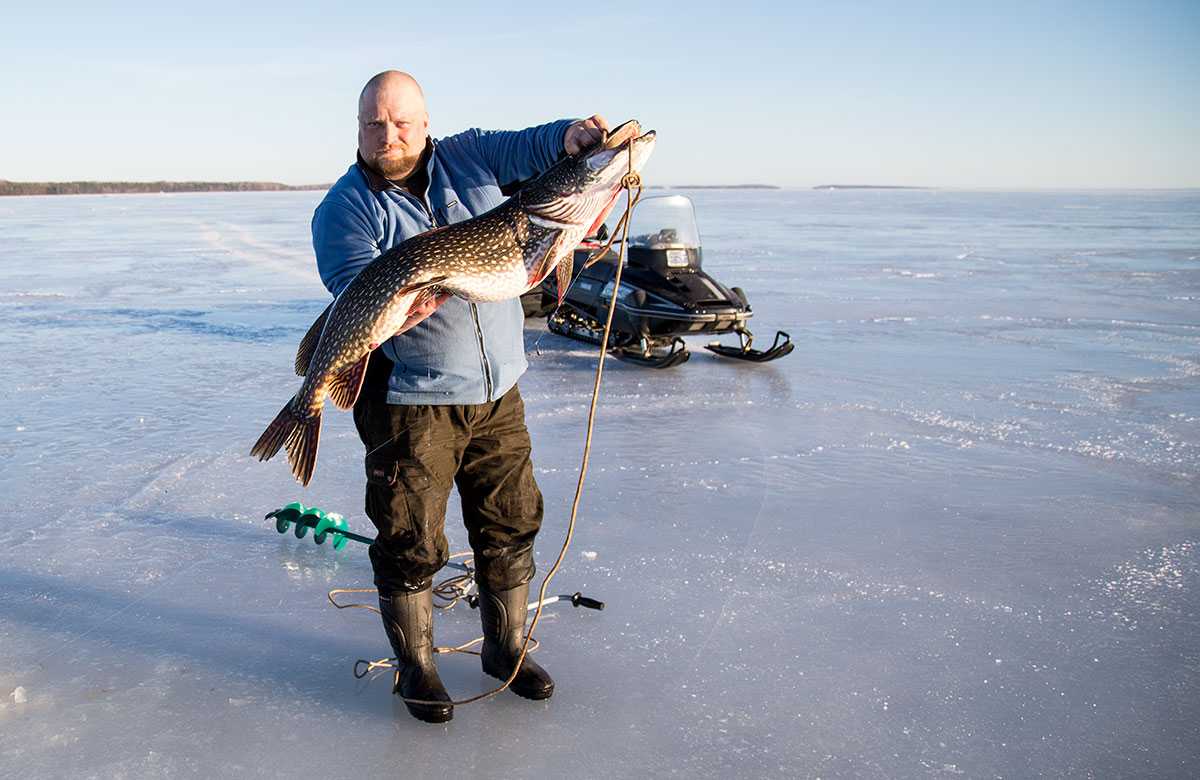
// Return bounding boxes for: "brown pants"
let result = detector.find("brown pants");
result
[352,385,544,593]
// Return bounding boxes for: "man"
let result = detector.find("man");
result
[312,70,608,724]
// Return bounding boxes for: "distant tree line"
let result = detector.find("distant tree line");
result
[0,180,329,196]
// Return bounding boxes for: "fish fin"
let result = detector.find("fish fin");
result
[327,353,369,411]
[555,255,574,306]
[526,253,553,288]
[399,275,449,297]
[295,301,333,376]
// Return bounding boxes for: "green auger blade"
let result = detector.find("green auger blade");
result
[265,502,373,550]
[267,501,307,535]
[310,510,349,550]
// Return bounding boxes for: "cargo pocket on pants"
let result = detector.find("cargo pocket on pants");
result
[365,449,443,547]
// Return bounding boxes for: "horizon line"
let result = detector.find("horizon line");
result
[2,179,1198,195]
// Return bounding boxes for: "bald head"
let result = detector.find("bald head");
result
[357,71,430,180]
[358,70,425,118]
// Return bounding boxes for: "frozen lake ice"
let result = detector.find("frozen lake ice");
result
[1,188,1197,777]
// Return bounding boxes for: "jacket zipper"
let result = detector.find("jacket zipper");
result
[469,302,494,402]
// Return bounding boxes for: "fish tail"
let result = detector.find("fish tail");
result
[285,408,322,487]
[250,398,323,486]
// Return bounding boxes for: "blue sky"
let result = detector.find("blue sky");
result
[3,1,1197,188]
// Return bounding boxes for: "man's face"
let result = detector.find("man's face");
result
[357,86,429,180]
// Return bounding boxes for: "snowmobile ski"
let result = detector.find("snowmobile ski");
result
[705,329,794,363]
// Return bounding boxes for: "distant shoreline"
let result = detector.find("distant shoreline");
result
[0,180,329,197]
[813,184,931,190]
[651,184,781,190]
[0,180,783,197]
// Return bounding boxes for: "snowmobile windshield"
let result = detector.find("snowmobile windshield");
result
[622,195,702,250]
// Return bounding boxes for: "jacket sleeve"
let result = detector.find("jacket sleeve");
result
[471,118,575,187]
[312,199,380,298]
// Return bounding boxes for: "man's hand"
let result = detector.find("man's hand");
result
[394,290,453,336]
[564,115,609,156]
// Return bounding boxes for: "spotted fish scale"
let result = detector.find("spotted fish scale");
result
[251,121,656,485]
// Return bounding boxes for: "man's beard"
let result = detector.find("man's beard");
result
[369,148,423,181]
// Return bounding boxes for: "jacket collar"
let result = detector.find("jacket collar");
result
[356,138,435,194]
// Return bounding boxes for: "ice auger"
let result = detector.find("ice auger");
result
[263,502,604,611]
[265,501,364,550]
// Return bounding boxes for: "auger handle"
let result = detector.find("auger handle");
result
[571,592,605,610]
[465,592,605,611]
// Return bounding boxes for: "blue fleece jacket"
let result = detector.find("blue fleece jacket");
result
[312,119,573,405]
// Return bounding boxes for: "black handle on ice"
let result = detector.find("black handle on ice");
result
[571,592,605,610]
[466,592,605,610]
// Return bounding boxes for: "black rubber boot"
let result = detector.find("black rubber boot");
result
[378,587,453,723]
[478,582,555,700]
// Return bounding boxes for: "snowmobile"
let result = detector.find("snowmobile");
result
[521,194,793,368]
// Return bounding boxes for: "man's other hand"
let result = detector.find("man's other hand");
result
[564,115,609,156]
[394,290,453,336]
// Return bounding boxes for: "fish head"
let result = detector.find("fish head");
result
[520,120,656,232]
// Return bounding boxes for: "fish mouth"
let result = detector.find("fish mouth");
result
[628,129,655,172]
[602,120,643,151]
[583,120,656,180]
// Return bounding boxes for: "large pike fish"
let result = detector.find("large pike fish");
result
[251,120,656,485]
